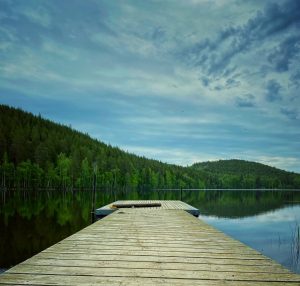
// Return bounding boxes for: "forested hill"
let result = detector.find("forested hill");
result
[192,160,300,189]
[0,104,206,190]
[192,160,291,177]
[0,104,299,190]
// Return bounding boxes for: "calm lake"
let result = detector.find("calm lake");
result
[0,189,299,274]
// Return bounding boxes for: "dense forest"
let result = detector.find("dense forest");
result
[0,104,299,190]
[192,160,300,189]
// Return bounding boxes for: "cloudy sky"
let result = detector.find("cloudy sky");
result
[0,0,300,172]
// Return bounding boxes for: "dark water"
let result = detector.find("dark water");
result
[0,189,300,274]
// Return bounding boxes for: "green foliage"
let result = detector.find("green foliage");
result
[192,159,300,189]
[0,104,299,190]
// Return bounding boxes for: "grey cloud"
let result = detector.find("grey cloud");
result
[265,79,282,102]
[184,0,300,77]
[223,66,237,77]
[290,70,300,87]
[226,78,240,88]
[1,0,117,49]
[268,35,300,72]
[201,76,210,87]
[281,107,298,120]
[245,1,300,39]
[210,77,240,91]
[214,85,222,91]
[151,26,166,43]
[235,93,255,108]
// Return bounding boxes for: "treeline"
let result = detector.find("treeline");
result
[0,104,299,190]
[0,105,207,190]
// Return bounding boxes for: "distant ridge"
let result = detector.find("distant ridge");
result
[191,159,300,189]
[192,159,295,176]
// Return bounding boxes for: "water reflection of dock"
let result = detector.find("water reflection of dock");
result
[1,200,300,285]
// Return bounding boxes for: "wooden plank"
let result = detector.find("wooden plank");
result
[1,205,299,285]
[1,273,299,286]
[35,252,280,267]
[48,245,263,256]
[58,240,258,250]
[25,257,292,273]
[42,249,273,260]
[6,264,300,282]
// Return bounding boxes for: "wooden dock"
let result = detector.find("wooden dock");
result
[95,200,200,217]
[1,202,300,285]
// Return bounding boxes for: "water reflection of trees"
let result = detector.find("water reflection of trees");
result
[182,190,300,218]
[0,190,93,268]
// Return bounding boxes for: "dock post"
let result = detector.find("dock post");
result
[180,187,183,201]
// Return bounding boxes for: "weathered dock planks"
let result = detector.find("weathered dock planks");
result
[0,205,300,285]
[95,200,200,217]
